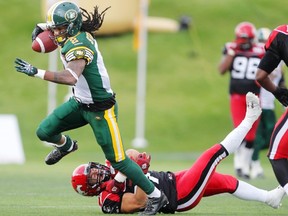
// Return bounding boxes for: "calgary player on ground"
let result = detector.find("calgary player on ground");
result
[256,24,288,197]
[218,22,265,179]
[71,93,286,214]
[14,2,167,214]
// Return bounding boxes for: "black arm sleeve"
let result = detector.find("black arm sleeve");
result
[258,50,281,74]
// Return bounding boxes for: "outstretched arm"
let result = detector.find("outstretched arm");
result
[14,58,86,85]
[121,186,147,213]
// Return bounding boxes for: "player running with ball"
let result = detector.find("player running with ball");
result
[14,1,167,214]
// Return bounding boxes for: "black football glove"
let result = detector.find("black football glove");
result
[272,87,288,107]
[14,58,38,76]
[31,23,47,41]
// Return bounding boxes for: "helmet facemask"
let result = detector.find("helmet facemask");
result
[46,1,82,46]
[47,25,69,46]
[87,162,111,189]
[235,37,254,50]
[71,162,111,196]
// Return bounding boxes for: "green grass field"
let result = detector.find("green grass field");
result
[1,0,288,215]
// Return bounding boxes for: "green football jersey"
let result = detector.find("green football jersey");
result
[60,31,114,103]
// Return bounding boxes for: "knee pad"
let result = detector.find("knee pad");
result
[36,127,61,143]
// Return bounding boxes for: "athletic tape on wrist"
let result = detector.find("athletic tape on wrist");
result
[34,69,46,79]
[114,172,127,183]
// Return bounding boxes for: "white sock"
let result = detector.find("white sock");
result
[220,119,252,154]
[283,183,288,195]
[147,187,161,198]
[233,180,267,202]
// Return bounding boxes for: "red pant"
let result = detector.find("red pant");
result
[175,144,238,211]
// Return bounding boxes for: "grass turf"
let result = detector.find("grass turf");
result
[1,154,288,216]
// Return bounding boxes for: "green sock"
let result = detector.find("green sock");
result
[59,135,72,152]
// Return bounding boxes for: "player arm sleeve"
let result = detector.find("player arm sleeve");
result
[65,46,94,65]
[258,50,281,74]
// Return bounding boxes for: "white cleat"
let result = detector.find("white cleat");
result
[265,186,286,209]
[245,92,262,123]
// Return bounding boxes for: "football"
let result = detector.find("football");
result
[32,30,58,53]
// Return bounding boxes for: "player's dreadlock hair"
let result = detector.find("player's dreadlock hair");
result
[80,6,111,36]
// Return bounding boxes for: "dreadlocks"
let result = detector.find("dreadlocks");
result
[80,6,111,36]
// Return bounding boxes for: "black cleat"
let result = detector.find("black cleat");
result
[45,141,78,165]
[139,190,169,215]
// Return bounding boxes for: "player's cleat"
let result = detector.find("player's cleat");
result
[245,92,262,123]
[250,160,264,179]
[45,141,78,165]
[265,186,286,209]
[139,190,169,215]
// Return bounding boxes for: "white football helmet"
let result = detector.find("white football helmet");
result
[257,27,271,43]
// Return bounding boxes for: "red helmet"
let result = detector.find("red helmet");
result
[234,22,256,50]
[71,162,111,196]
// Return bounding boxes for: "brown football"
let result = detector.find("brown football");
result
[32,30,58,53]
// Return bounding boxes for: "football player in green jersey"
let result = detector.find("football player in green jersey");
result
[14,2,167,215]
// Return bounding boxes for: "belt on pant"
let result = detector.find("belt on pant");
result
[75,94,116,112]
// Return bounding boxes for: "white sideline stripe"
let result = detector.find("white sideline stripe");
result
[35,37,45,53]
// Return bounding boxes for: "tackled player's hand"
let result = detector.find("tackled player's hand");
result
[104,179,125,194]
[14,58,38,76]
[136,152,151,174]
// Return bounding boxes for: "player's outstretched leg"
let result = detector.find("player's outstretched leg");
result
[232,181,285,209]
[220,92,261,155]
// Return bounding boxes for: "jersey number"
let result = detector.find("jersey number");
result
[146,173,159,185]
[231,56,260,80]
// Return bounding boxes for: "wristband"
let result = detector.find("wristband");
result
[34,69,46,79]
[114,172,127,183]
[227,49,235,56]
